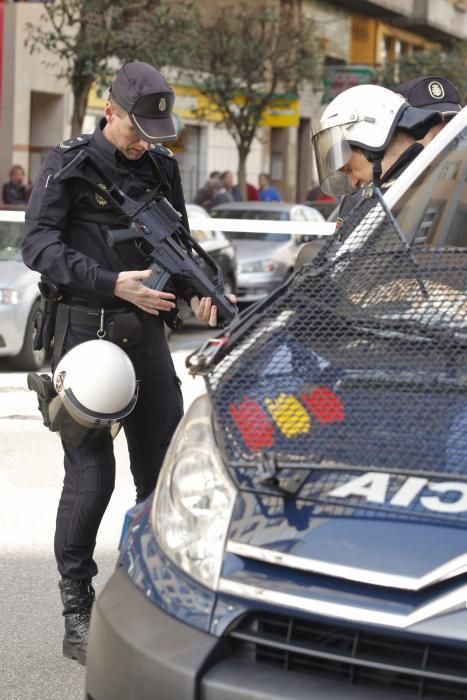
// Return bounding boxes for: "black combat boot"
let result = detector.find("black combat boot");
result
[59,578,95,666]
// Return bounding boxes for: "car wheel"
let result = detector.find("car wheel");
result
[9,300,47,371]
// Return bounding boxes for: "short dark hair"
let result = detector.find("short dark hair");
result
[108,96,126,117]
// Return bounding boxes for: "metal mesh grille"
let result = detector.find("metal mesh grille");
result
[206,192,467,480]
[229,612,467,699]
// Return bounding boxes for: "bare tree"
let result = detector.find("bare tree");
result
[26,0,190,135]
[145,1,320,196]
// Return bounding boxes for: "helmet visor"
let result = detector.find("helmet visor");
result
[311,125,353,195]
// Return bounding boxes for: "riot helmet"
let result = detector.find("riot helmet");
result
[49,339,138,447]
[311,84,441,195]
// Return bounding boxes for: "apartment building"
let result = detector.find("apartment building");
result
[0,2,72,194]
[0,0,465,202]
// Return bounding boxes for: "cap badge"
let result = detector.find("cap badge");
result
[428,81,445,100]
[158,97,167,112]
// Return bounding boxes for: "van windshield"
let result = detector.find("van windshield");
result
[392,126,467,247]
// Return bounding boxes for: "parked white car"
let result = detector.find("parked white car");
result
[0,205,238,368]
[209,201,326,303]
[0,209,44,370]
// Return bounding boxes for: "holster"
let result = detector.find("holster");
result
[26,371,112,447]
[33,278,62,354]
[26,372,59,431]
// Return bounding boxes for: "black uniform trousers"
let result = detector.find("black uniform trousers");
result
[54,314,183,581]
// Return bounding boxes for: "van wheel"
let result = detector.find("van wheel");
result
[9,300,47,371]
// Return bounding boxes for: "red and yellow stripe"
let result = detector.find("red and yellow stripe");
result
[228,385,345,452]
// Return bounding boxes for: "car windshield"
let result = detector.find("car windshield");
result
[0,221,23,260]
[392,125,467,247]
[210,208,290,241]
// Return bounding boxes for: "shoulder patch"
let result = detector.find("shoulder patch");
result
[59,134,92,150]
[152,144,174,158]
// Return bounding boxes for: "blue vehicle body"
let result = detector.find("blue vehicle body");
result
[86,110,467,700]
[87,460,467,700]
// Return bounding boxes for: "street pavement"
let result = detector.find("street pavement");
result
[0,327,211,700]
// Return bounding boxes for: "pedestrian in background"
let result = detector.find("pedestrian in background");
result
[246,181,260,200]
[221,169,260,201]
[221,169,242,201]
[2,164,30,206]
[194,178,212,208]
[258,172,281,201]
[195,177,234,210]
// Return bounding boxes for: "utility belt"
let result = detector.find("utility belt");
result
[53,302,145,362]
[33,276,146,357]
[34,278,180,369]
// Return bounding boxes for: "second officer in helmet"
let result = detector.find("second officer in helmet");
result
[311,83,442,231]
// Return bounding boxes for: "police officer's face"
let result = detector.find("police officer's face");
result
[104,103,152,160]
[341,149,373,189]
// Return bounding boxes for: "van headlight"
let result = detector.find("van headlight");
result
[151,394,236,589]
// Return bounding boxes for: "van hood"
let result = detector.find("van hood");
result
[226,486,467,589]
[219,486,467,640]
[211,329,467,636]
[204,188,467,640]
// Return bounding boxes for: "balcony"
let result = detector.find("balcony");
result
[412,0,467,40]
[330,0,466,41]
[326,0,415,19]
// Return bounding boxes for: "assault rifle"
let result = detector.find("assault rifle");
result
[53,150,238,323]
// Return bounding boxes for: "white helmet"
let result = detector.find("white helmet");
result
[50,339,138,446]
[311,84,441,195]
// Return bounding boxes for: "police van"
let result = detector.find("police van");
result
[86,108,467,700]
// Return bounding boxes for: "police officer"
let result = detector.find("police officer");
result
[395,75,462,146]
[22,61,233,666]
[311,84,441,234]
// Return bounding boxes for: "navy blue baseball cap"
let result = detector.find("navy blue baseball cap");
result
[110,62,177,143]
[395,76,462,118]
